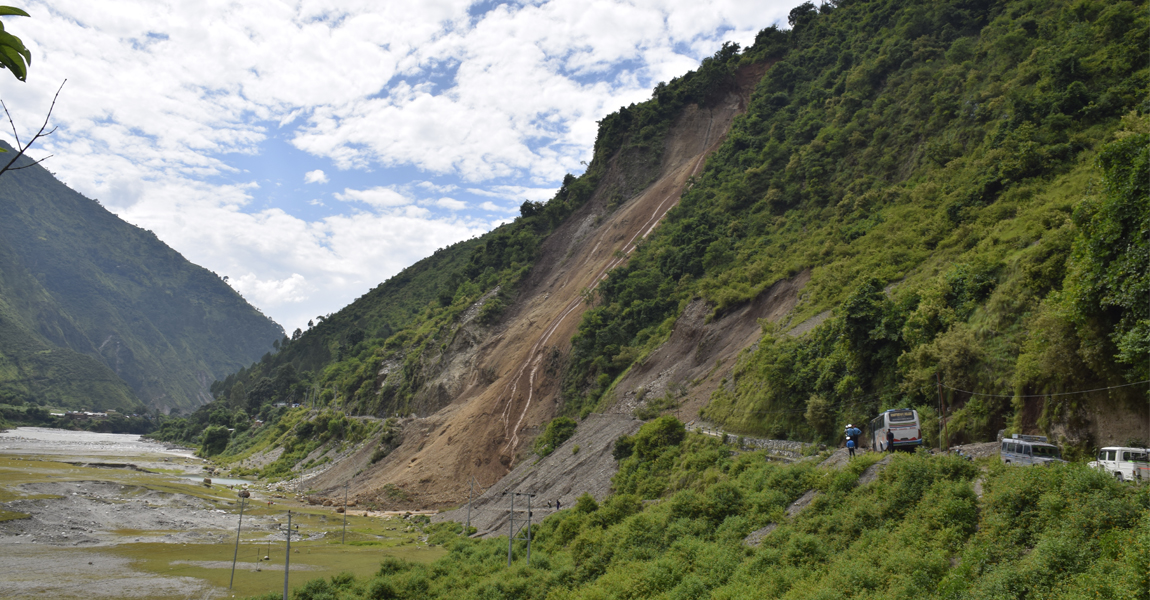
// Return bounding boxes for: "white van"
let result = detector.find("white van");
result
[1088,447,1149,482]
[1000,434,1064,466]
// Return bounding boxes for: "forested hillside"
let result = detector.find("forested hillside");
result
[0,144,284,415]
[565,0,1148,451]
[164,0,1145,470]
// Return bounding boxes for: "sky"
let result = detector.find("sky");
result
[3,0,801,334]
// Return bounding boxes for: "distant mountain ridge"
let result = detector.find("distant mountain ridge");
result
[0,142,284,413]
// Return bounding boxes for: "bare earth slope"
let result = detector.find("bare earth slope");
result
[328,66,768,509]
[429,413,642,537]
[609,269,812,421]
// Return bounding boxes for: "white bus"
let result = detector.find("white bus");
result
[1000,434,1064,466]
[869,408,924,452]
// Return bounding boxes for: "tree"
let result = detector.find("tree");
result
[200,425,230,456]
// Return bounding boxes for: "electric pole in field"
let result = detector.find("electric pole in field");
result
[229,489,250,590]
[342,481,349,544]
[280,511,299,600]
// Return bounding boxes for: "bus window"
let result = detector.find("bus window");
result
[1031,446,1061,459]
[887,410,915,423]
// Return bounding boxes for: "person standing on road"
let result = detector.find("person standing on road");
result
[886,429,896,453]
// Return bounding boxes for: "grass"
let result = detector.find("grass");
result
[0,453,447,598]
[105,538,445,599]
[0,507,29,521]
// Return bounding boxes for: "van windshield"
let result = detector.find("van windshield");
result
[1031,445,1061,458]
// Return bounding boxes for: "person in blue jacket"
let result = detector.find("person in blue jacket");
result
[845,424,862,449]
[847,437,857,458]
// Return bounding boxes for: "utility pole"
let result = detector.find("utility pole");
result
[280,511,298,600]
[229,490,250,590]
[506,492,514,566]
[504,490,537,567]
[465,477,474,536]
[342,481,349,544]
[524,493,533,565]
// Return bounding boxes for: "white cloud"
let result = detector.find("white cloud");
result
[10,0,801,332]
[232,273,313,305]
[334,186,411,208]
[468,185,558,202]
[480,201,517,213]
[435,197,467,211]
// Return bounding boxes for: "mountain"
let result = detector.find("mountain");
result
[0,143,284,413]
[163,0,1146,506]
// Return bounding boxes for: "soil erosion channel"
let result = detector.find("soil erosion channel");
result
[327,64,769,509]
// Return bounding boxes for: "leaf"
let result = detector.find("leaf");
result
[0,44,26,80]
[0,7,30,17]
[0,29,26,53]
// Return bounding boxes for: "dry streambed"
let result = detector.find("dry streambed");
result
[1,480,279,546]
[0,430,444,599]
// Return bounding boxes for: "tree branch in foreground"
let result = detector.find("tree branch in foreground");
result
[0,78,65,178]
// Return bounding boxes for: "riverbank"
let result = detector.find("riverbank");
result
[0,428,445,599]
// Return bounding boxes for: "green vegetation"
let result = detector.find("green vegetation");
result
[561,0,1148,449]
[255,426,1147,599]
[153,0,1147,477]
[534,417,579,457]
[0,6,31,82]
[0,403,152,433]
[0,143,283,414]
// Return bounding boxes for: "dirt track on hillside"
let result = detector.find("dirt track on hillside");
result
[317,64,772,509]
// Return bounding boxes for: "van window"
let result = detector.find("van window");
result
[1124,451,1148,463]
[1031,445,1061,459]
[1105,450,1117,461]
[1002,441,1009,453]
[1006,442,1016,453]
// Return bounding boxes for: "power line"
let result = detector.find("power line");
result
[941,380,1149,399]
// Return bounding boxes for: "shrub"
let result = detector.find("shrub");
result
[533,417,578,457]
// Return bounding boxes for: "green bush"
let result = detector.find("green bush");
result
[199,425,230,456]
[533,417,578,457]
